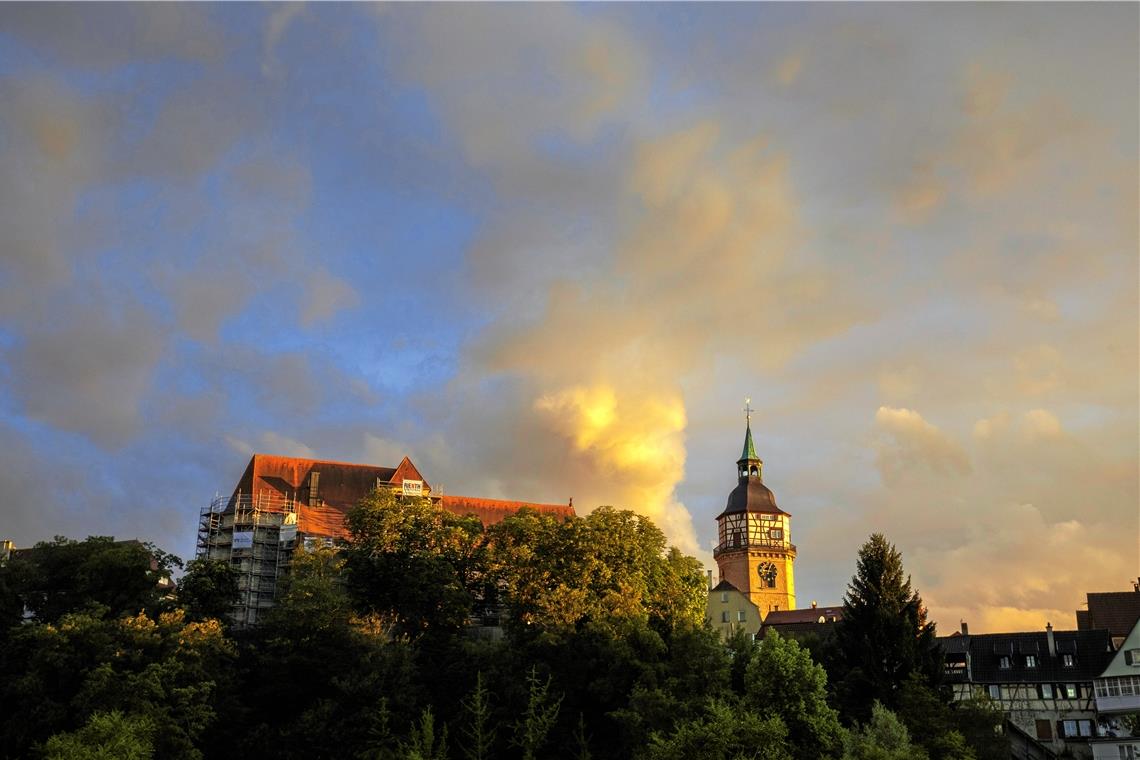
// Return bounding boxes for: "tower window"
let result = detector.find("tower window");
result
[750,466,758,476]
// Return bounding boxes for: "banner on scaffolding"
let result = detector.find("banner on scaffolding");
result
[232,531,254,550]
[402,479,423,496]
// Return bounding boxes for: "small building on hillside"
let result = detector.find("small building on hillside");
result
[938,623,1116,759]
[1089,617,1140,760]
[707,579,762,639]
[197,453,574,626]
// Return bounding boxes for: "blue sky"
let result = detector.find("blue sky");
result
[1,3,1136,632]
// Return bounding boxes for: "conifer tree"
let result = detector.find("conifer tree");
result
[830,534,942,723]
[458,672,497,760]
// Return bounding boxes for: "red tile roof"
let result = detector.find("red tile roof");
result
[226,454,574,539]
[763,606,844,625]
[439,495,574,526]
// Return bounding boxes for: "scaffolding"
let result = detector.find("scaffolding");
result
[196,491,298,627]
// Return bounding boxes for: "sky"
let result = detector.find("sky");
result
[0,3,1136,634]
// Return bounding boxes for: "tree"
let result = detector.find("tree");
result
[842,702,930,760]
[639,699,792,760]
[345,488,487,635]
[458,672,497,760]
[745,629,844,758]
[2,537,179,623]
[511,666,563,760]
[830,534,941,722]
[486,507,706,638]
[0,608,233,758]
[261,545,353,642]
[176,558,240,622]
[42,711,155,760]
[895,675,976,760]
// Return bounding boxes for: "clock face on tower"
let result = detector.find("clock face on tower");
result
[758,561,777,588]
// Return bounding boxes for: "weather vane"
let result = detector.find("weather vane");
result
[744,397,753,425]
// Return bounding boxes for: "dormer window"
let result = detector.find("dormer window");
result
[999,656,1011,669]
[1025,655,1037,668]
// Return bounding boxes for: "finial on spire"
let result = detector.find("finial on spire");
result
[744,397,754,427]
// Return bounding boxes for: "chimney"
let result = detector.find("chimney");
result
[960,620,969,635]
[707,569,714,591]
[1046,622,1056,657]
[811,601,818,609]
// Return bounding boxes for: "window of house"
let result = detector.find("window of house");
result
[737,610,746,622]
[1125,648,1140,666]
[1063,653,1076,667]
[1077,720,1093,738]
[1108,679,1122,697]
[1062,720,1077,737]
[721,592,728,603]
[1063,684,1078,699]
[1039,684,1054,699]
[1119,745,1136,760]
[1035,720,1053,741]
[1025,655,1038,668]
[988,685,1001,699]
[999,656,1011,669]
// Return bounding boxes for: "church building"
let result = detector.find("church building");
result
[708,408,797,636]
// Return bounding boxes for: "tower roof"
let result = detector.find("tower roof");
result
[739,421,759,463]
[718,479,788,518]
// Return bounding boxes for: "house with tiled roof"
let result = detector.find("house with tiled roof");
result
[1077,579,1140,648]
[706,578,762,639]
[1089,617,1140,759]
[758,603,843,641]
[197,453,574,625]
[938,623,1117,759]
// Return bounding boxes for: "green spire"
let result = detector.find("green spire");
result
[739,398,759,462]
[740,421,758,462]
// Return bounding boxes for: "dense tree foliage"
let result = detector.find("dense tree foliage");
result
[830,533,942,722]
[0,512,1005,760]
[176,558,240,623]
[0,536,179,623]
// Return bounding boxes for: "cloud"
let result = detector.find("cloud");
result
[6,307,166,447]
[0,76,107,302]
[226,431,316,460]
[0,5,226,69]
[774,51,804,88]
[301,268,360,327]
[873,407,971,485]
[914,503,1132,634]
[262,3,305,78]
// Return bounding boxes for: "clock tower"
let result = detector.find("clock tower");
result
[713,405,796,616]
